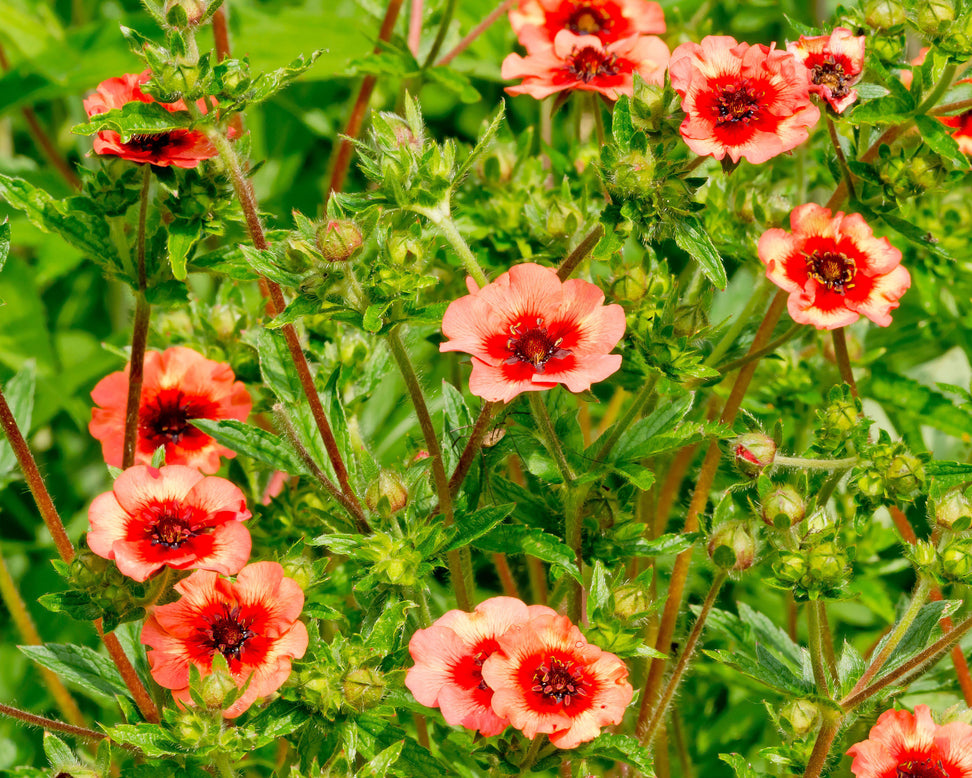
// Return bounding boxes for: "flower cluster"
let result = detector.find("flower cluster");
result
[502,0,669,100]
[406,596,633,748]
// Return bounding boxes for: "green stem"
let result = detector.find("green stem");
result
[520,736,545,770]
[528,393,574,484]
[593,374,659,463]
[715,322,803,375]
[826,115,856,202]
[590,93,605,146]
[807,599,831,697]
[916,63,958,114]
[121,293,151,469]
[214,752,236,778]
[564,488,586,623]
[772,454,859,470]
[817,601,840,685]
[414,205,489,287]
[421,0,456,68]
[448,401,499,497]
[704,279,772,367]
[556,224,604,281]
[436,0,518,66]
[803,716,842,778]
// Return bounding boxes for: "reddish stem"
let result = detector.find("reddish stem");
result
[212,6,231,61]
[448,401,498,497]
[408,0,424,56]
[96,621,160,723]
[0,702,105,742]
[492,553,519,598]
[436,0,518,67]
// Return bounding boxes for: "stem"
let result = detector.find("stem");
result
[772,454,858,470]
[0,549,86,727]
[831,327,858,399]
[640,571,727,747]
[413,712,430,749]
[0,703,104,742]
[421,0,456,68]
[436,0,518,66]
[704,279,772,367]
[817,601,840,684]
[590,93,605,146]
[845,576,933,699]
[448,401,498,497]
[122,165,153,470]
[528,393,574,484]
[520,736,545,770]
[593,374,658,463]
[917,63,958,114]
[96,620,160,723]
[214,752,236,778]
[564,489,586,623]
[211,5,231,60]
[807,600,831,697]
[803,717,841,778]
[416,206,489,288]
[932,96,972,115]
[636,290,787,738]
[556,224,604,281]
[492,552,520,598]
[826,116,856,202]
[387,326,472,610]
[408,0,424,56]
[715,322,802,375]
[326,0,406,199]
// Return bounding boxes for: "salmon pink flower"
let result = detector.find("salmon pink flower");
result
[87,465,251,582]
[481,612,633,748]
[405,597,556,736]
[142,562,309,718]
[83,71,224,168]
[787,28,865,114]
[847,704,972,777]
[759,203,910,330]
[502,30,668,100]
[669,36,820,164]
[89,346,252,474]
[440,263,626,403]
[509,0,665,47]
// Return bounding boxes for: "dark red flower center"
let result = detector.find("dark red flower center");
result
[126,132,177,155]
[806,250,856,294]
[146,501,200,549]
[201,604,255,661]
[895,757,948,778]
[810,55,851,98]
[505,318,571,373]
[531,656,588,706]
[567,7,610,34]
[567,47,620,82]
[715,79,763,124]
[140,388,219,450]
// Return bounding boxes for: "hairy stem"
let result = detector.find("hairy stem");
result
[714,322,802,375]
[704,279,772,367]
[448,401,498,497]
[826,116,856,202]
[831,327,858,399]
[556,224,604,281]
[817,601,840,684]
[803,717,842,778]
[772,454,859,470]
[593,374,658,463]
[415,206,489,288]
[529,393,575,484]
[421,0,456,67]
[436,0,518,66]
[96,620,160,723]
[807,600,831,697]
[0,702,104,742]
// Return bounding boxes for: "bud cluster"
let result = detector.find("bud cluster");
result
[852,439,926,505]
[773,538,850,599]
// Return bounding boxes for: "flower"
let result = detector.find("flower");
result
[502,29,669,100]
[758,203,910,329]
[509,0,665,47]
[481,612,633,748]
[669,36,820,164]
[141,562,309,717]
[787,28,866,113]
[847,704,972,777]
[405,597,556,736]
[87,465,251,582]
[439,263,626,403]
[83,71,222,168]
[938,85,972,155]
[89,346,252,474]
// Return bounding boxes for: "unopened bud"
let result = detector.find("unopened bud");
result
[342,667,386,712]
[917,0,955,34]
[613,584,653,619]
[780,699,821,739]
[818,398,859,443]
[864,0,906,27]
[200,665,238,711]
[911,539,938,569]
[732,433,776,477]
[935,490,972,531]
[708,521,757,571]
[761,485,806,528]
[856,472,887,500]
[774,551,808,585]
[886,453,924,500]
[365,471,409,515]
[316,220,363,263]
[807,541,848,588]
[943,538,972,582]
[165,0,206,27]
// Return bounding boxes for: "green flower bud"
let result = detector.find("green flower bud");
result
[910,539,938,570]
[917,0,955,35]
[934,490,972,531]
[342,667,386,712]
[165,0,206,27]
[316,219,363,263]
[613,583,653,619]
[780,699,821,739]
[365,471,409,516]
[708,521,757,571]
[807,541,849,588]
[200,664,238,711]
[886,452,925,500]
[855,471,887,500]
[818,397,859,443]
[761,485,806,528]
[774,551,808,585]
[864,0,906,27]
[209,305,238,341]
[732,433,776,477]
[942,538,972,582]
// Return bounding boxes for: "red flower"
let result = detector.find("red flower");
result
[669,36,820,164]
[847,705,972,778]
[440,263,626,403]
[502,30,669,100]
[83,71,222,168]
[481,612,633,748]
[87,465,251,582]
[509,0,665,47]
[141,562,309,718]
[89,346,252,474]
[939,81,972,156]
[759,204,910,330]
[405,597,556,736]
[787,28,865,114]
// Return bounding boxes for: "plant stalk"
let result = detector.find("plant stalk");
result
[803,717,842,778]
[807,599,831,697]
[0,702,104,742]
[831,327,858,399]
[556,224,604,281]
[436,0,518,66]
[416,206,490,287]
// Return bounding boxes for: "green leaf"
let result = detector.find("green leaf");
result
[166,220,202,281]
[266,295,321,329]
[362,302,391,333]
[19,643,130,704]
[848,93,915,124]
[878,599,958,676]
[362,599,414,653]
[43,733,76,769]
[231,51,323,109]
[424,67,481,104]
[191,419,303,472]
[579,732,653,773]
[256,327,302,404]
[36,589,104,622]
[0,219,9,273]
[0,360,35,480]
[671,216,727,290]
[239,244,305,287]
[868,367,972,441]
[612,95,635,150]
[243,702,311,747]
[444,503,515,553]
[837,640,866,695]
[927,460,972,495]
[103,724,182,758]
[455,101,505,183]
[473,524,581,582]
[915,115,967,168]
[608,391,695,463]
[719,752,760,778]
[587,561,611,624]
[72,100,193,139]
[358,741,404,778]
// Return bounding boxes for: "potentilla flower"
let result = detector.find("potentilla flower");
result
[758,203,910,329]
[89,346,252,474]
[669,36,820,164]
[87,465,251,582]
[501,30,669,100]
[939,80,972,156]
[440,263,626,403]
[847,704,972,778]
[83,71,222,168]
[509,0,665,48]
[481,612,633,748]
[787,28,865,113]
[141,562,309,718]
[405,597,556,736]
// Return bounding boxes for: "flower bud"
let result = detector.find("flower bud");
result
[342,667,386,712]
[708,521,757,571]
[200,664,238,711]
[934,490,972,531]
[165,0,206,27]
[780,699,821,739]
[864,0,906,27]
[942,538,972,582]
[209,305,238,341]
[316,220,363,263]
[910,539,938,569]
[817,397,859,444]
[613,583,653,619]
[885,452,925,500]
[917,0,955,34]
[807,541,849,588]
[761,485,806,528]
[365,471,409,515]
[732,433,776,477]
[855,471,887,500]
[774,551,808,585]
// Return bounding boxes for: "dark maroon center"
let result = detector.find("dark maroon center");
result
[202,605,255,661]
[715,80,762,124]
[505,319,571,373]
[567,7,610,34]
[812,57,850,98]
[140,389,209,448]
[567,47,620,82]
[147,502,199,549]
[806,250,856,293]
[126,132,176,155]
[895,757,948,778]
[531,656,588,706]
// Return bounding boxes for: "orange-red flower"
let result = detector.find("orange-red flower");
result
[440,263,626,403]
[89,346,252,474]
[87,465,251,582]
[787,28,865,114]
[142,562,308,718]
[847,705,972,778]
[669,36,820,164]
[509,0,665,47]
[758,203,910,329]
[502,29,669,100]
[405,597,556,736]
[939,81,972,156]
[481,612,633,748]
[83,71,221,168]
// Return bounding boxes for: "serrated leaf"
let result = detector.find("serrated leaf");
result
[444,503,515,553]
[72,100,193,139]
[587,561,611,624]
[104,724,182,758]
[868,367,972,440]
[580,732,653,773]
[358,741,404,778]
[455,101,505,182]
[915,115,967,167]
[43,733,76,769]
[848,93,915,124]
[608,391,694,463]
[0,360,35,479]
[424,67,481,104]
[166,220,201,281]
[191,419,303,472]
[239,244,305,287]
[472,524,580,581]
[877,599,958,677]
[0,219,9,273]
[362,599,414,653]
[362,302,390,333]
[837,640,866,695]
[36,590,104,622]
[256,327,302,404]
[19,644,130,704]
[612,96,635,149]
[671,216,727,290]
[719,752,760,778]
[266,295,321,329]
